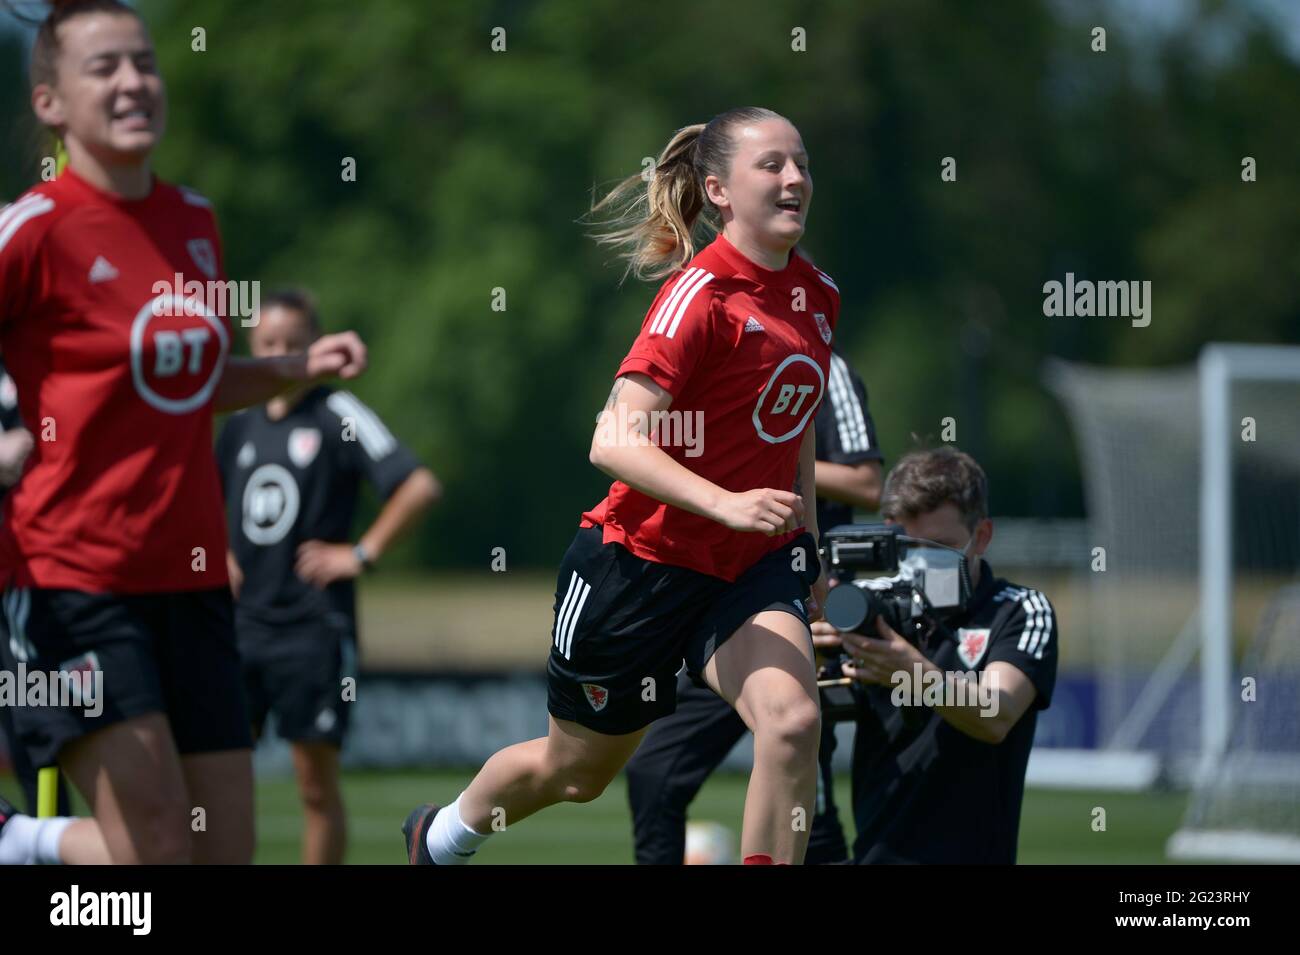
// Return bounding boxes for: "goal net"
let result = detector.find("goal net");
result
[1047,344,1300,859]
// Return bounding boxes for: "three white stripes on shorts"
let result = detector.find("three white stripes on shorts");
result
[3,586,33,663]
[554,571,591,659]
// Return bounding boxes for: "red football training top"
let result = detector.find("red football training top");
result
[582,231,839,581]
[0,168,232,593]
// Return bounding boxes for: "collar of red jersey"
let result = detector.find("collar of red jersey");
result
[711,232,805,284]
[59,166,162,207]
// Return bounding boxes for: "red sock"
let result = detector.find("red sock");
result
[743,854,775,865]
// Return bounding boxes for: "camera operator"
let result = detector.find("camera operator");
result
[829,447,1058,864]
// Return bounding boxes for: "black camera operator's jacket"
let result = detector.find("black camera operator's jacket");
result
[850,559,1058,864]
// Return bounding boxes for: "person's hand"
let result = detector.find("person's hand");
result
[306,331,367,381]
[0,428,34,486]
[715,488,804,535]
[226,552,244,600]
[807,566,828,622]
[810,568,839,642]
[296,540,363,588]
[839,615,926,685]
[811,618,842,652]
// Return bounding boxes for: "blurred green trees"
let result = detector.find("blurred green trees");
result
[2,0,1296,567]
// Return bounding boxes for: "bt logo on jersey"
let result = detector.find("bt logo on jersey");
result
[153,327,212,376]
[752,354,824,444]
[242,463,300,545]
[770,383,816,415]
[130,294,229,414]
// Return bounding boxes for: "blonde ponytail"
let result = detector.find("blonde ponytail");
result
[586,107,783,283]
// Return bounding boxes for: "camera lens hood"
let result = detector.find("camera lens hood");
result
[824,583,870,632]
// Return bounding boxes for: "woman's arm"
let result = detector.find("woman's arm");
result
[796,423,819,542]
[797,424,828,620]
[214,332,367,413]
[357,467,440,563]
[813,459,883,511]
[0,427,33,487]
[588,373,803,536]
[295,467,440,587]
[226,550,243,599]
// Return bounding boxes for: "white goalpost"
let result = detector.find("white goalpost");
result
[1045,344,1300,860]
[1168,344,1300,861]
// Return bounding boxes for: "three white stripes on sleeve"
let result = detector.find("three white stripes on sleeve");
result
[650,268,714,338]
[0,195,56,255]
[1012,590,1054,660]
[828,354,871,453]
[325,391,398,460]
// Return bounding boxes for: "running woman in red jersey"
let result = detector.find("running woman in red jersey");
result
[406,107,836,865]
[0,0,366,864]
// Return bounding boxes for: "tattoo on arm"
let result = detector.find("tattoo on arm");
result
[604,377,626,410]
[793,460,802,496]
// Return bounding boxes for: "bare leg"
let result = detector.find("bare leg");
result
[292,741,346,865]
[57,818,112,864]
[59,713,193,864]
[458,716,646,833]
[181,749,255,864]
[703,610,821,864]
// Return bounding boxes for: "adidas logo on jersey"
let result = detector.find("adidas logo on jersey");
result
[743,316,765,333]
[88,256,119,284]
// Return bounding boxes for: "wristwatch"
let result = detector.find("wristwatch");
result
[353,543,374,573]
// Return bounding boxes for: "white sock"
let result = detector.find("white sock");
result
[36,817,73,865]
[425,794,490,865]
[0,814,72,865]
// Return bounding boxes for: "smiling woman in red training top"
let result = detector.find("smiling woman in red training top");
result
[406,107,838,866]
[0,0,366,864]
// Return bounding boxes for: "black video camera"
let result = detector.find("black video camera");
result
[815,524,973,721]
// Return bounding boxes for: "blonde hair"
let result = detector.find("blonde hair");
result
[586,107,784,283]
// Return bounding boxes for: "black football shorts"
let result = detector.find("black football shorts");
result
[238,611,356,747]
[3,586,253,768]
[546,525,820,735]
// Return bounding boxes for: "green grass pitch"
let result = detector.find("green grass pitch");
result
[2,768,1191,864]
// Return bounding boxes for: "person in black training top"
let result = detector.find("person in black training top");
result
[837,447,1058,864]
[624,348,883,864]
[216,290,440,865]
